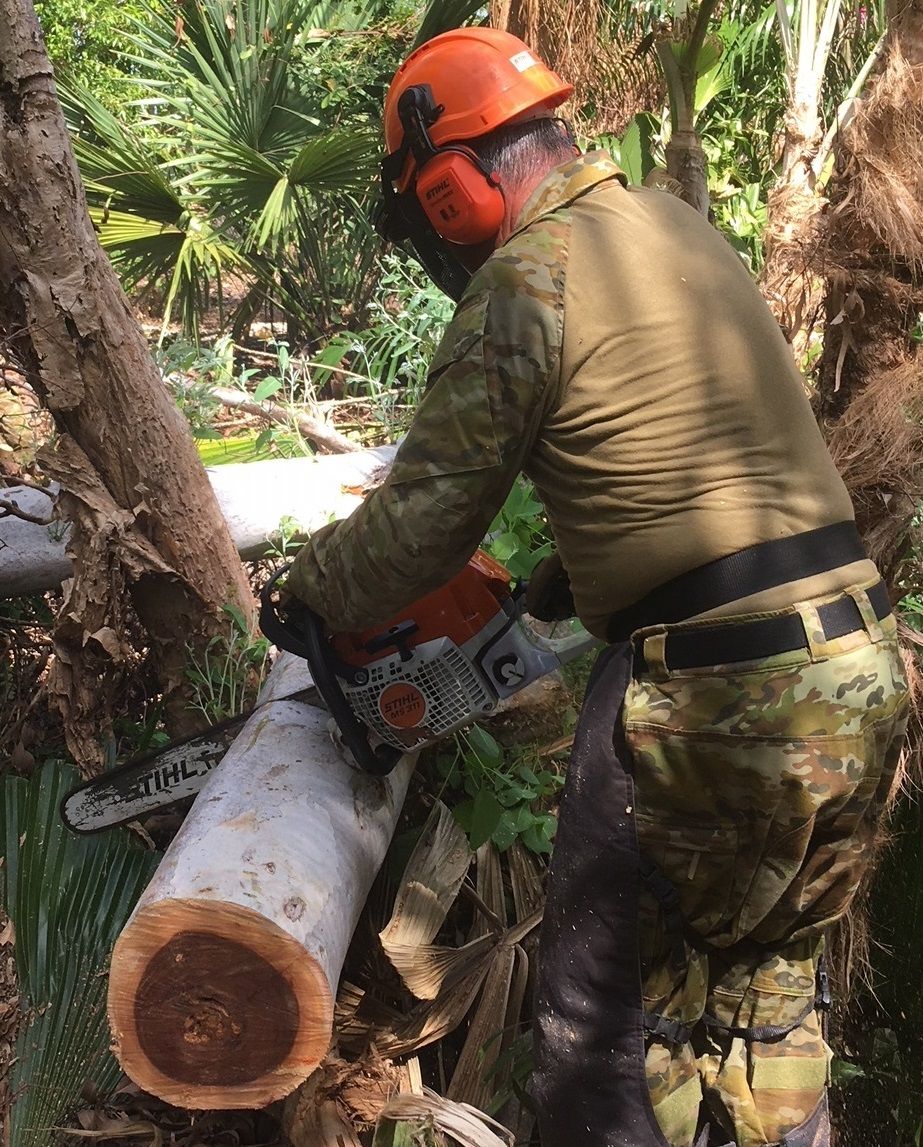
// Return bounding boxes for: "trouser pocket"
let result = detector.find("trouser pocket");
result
[623,639,907,948]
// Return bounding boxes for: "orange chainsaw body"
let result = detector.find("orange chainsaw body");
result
[329,549,512,667]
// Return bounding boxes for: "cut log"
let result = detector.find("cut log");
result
[107,651,414,1108]
[0,447,394,597]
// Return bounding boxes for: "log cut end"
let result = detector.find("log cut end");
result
[108,898,333,1109]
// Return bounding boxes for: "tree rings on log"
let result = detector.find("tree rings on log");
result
[109,898,333,1108]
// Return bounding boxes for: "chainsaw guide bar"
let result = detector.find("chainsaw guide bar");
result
[60,687,322,834]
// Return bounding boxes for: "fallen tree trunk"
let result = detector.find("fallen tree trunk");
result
[107,651,414,1109]
[0,448,394,597]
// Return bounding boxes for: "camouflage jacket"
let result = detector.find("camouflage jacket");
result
[285,152,625,631]
[286,150,860,636]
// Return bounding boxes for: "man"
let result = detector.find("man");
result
[285,27,908,1147]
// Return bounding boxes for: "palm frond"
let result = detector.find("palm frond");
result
[413,0,485,49]
[62,0,389,337]
[59,77,186,225]
[1,762,160,1147]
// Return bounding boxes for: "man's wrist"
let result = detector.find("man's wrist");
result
[283,520,342,608]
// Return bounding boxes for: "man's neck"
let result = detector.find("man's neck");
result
[454,152,578,275]
[496,167,552,245]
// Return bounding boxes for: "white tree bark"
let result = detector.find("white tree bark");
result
[108,650,414,1109]
[0,448,395,597]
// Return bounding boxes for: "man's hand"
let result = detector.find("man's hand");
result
[525,551,576,622]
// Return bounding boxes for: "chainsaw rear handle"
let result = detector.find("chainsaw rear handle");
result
[258,567,403,777]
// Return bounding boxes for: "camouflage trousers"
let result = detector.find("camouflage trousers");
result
[624,583,909,1146]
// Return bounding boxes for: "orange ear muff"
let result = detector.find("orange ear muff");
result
[414,148,505,245]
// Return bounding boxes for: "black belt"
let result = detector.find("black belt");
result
[635,579,891,673]
[607,521,868,643]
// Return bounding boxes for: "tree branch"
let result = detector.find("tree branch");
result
[0,495,53,525]
[209,386,361,455]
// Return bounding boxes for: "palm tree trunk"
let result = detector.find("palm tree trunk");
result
[817,4,923,1139]
[0,0,256,767]
[817,0,923,585]
[759,105,828,347]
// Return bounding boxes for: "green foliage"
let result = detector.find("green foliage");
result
[412,0,486,49]
[310,253,454,429]
[35,0,153,109]
[436,725,563,855]
[597,114,660,186]
[486,478,553,580]
[184,603,271,722]
[832,1019,923,1139]
[159,335,327,454]
[157,337,230,439]
[711,178,768,270]
[373,1118,439,1147]
[61,0,385,340]
[483,1030,536,1116]
[264,514,310,561]
[1,761,160,1147]
[900,592,923,634]
[290,9,409,124]
[59,75,244,338]
[195,432,297,463]
[57,0,496,342]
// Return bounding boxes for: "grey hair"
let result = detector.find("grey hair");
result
[469,117,576,189]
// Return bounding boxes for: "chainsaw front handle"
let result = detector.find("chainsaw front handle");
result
[259,567,403,777]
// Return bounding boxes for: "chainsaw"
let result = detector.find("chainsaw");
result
[61,550,597,833]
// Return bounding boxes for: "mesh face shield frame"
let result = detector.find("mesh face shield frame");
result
[375,166,472,302]
[376,87,473,302]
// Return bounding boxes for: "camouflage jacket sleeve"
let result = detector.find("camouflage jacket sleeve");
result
[285,239,566,631]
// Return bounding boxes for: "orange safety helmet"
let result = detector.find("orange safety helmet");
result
[379,28,573,248]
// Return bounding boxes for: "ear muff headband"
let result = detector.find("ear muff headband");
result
[382,85,506,246]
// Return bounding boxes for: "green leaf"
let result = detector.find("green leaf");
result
[221,601,249,634]
[697,33,724,74]
[506,540,553,579]
[491,811,521,852]
[466,725,503,767]
[488,531,522,563]
[496,782,537,806]
[831,1058,867,1086]
[452,797,474,833]
[521,812,558,855]
[618,118,644,185]
[287,130,377,188]
[253,376,283,401]
[468,788,504,850]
